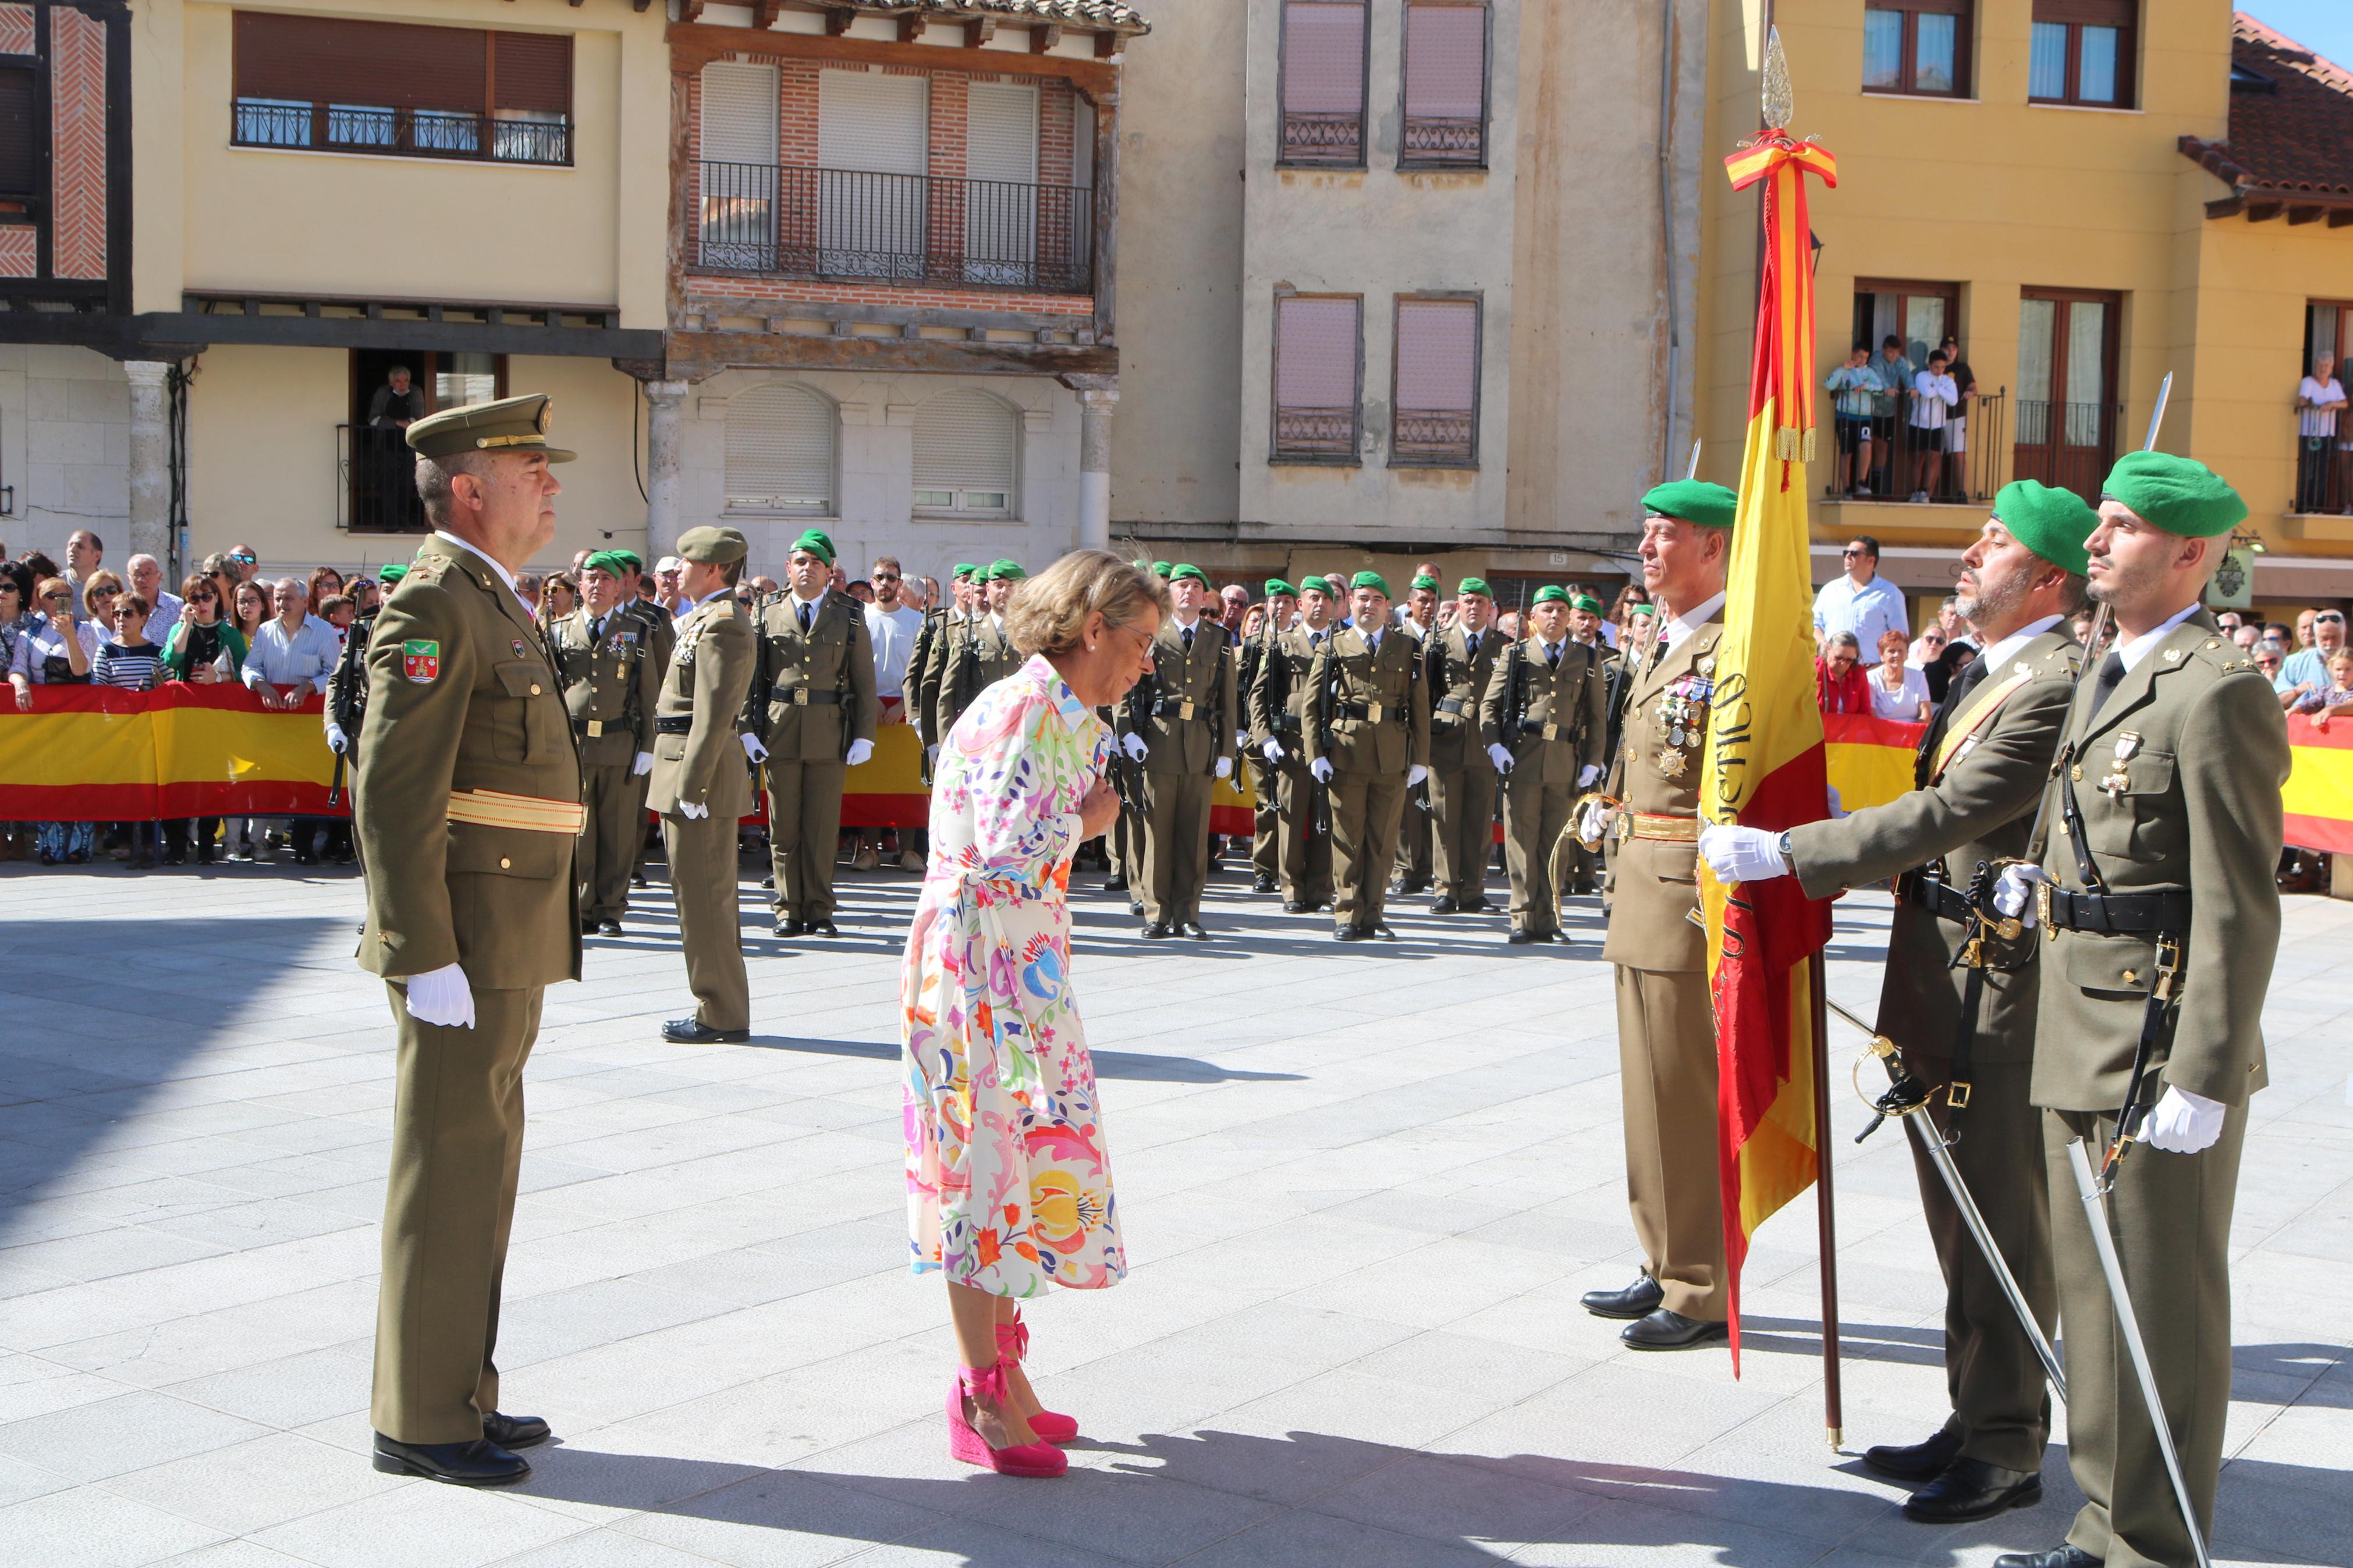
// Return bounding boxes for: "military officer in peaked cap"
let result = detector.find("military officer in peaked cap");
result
[356,393,581,1487]
[650,526,759,1046]
[1306,571,1430,939]
[551,552,662,936]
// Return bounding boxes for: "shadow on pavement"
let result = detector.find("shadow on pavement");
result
[738,1034,1305,1084]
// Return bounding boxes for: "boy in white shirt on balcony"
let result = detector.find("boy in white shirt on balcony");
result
[1908,351,1959,502]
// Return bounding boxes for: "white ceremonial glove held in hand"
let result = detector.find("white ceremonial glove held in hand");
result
[1576,799,1617,846]
[1120,731,1148,762]
[1309,758,1334,784]
[1993,863,2049,926]
[633,751,654,777]
[1826,784,1847,819]
[1486,742,1514,773]
[1214,756,1233,780]
[325,722,349,754]
[1262,738,1284,763]
[740,734,768,763]
[403,963,475,1030]
[844,738,874,767]
[1700,824,1787,883]
[1406,764,1428,788]
[1578,763,1601,788]
[678,799,709,820]
[1236,729,1250,751]
[2142,1085,2226,1154]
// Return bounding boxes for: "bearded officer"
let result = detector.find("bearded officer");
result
[1120,563,1236,937]
[1306,571,1429,940]
[1482,585,1609,943]
[356,393,580,1486]
[551,552,661,936]
[1251,573,1337,913]
[1425,577,1504,914]
[1701,480,2099,1524]
[649,527,758,1045]
[1577,479,1736,1350]
[1988,455,2286,1568]
[1240,578,1294,894]
[934,560,1024,742]
[744,528,878,938]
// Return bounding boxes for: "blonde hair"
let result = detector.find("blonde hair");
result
[1002,550,1169,658]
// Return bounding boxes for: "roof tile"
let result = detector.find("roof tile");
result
[2185,13,2353,200]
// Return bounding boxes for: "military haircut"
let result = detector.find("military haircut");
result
[413,449,492,530]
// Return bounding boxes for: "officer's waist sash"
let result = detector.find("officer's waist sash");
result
[446,788,587,835]
[1614,811,1699,844]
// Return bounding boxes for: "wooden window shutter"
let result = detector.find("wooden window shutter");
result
[1404,5,1486,119]
[491,33,571,115]
[1275,297,1360,411]
[1282,2,1366,115]
[817,69,928,176]
[0,66,35,195]
[725,385,835,513]
[699,61,778,165]
[233,12,485,112]
[1395,299,1478,413]
[914,392,1017,492]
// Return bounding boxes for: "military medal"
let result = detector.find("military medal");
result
[512,639,528,659]
[1657,748,1688,778]
[2113,732,2143,760]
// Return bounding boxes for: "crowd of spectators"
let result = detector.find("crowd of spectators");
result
[1824,335,1977,503]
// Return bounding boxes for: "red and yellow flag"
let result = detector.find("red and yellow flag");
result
[1703,127,1840,1368]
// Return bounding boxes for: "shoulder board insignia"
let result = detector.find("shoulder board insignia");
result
[2014,662,2032,676]
[1697,654,1717,675]
[2203,639,2221,650]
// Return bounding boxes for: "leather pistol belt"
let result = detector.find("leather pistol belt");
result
[2042,886,2191,934]
[1896,871,1976,925]
[1337,701,1399,723]
[1152,696,1202,720]
[1436,698,1468,717]
[654,714,694,734]
[446,788,586,835]
[774,688,842,706]
[1616,812,1700,844]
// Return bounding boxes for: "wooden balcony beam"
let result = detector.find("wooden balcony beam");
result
[2288,204,2326,225]
[1031,23,1062,54]
[666,20,1119,95]
[964,18,996,48]
[899,15,927,43]
[2245,200,2283,222]
[2331,209,2353,229]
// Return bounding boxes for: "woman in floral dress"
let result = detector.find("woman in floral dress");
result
[902,550,1165,1478]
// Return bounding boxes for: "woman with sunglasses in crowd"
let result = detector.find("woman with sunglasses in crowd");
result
[159,574,250,866]
[16,576,96,861]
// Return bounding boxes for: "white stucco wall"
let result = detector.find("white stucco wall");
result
[0,347,130,568]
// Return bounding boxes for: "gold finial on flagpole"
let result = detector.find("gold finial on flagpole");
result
[1762,26,1795,131]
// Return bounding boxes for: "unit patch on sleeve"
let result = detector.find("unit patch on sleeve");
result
[403,640,441,683]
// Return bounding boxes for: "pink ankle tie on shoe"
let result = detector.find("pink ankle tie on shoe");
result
[958,1360,1012,1406]
[995,1318,1030,1362]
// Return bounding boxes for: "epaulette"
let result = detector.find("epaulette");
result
[402,556,449,586]
[2188,634,2258,675]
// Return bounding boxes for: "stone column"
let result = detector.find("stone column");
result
[643,379,688,560]
[1076,383,1118,556]
[123,361,172,571]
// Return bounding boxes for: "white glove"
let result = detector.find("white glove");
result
[1992,863,2049,926]
[1486,742,1514,773]
[402,963,475,1030]
[2142,1085,2226,1154]
[1577,799,1617,846]
[325,722,349,754]
[740,734,768,763]
[1699,824,1787,884]
[1120,732,1148,762]
[1214,756,1233,780]
[1578,763,1601,788]
[633,751,654,777]
[1262,738,1284,764]
[927,744,940,766]
[678,799,709,820]
[845,738,874,767]
[1236,729,1250,751]
[1826,784,1847,820]
[1309,758,1333,784]
[1406,764,1428,788]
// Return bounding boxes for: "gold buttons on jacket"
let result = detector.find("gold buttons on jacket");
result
[2122,969,2138,985]
[530,683,542,695]
[500,856,512,869]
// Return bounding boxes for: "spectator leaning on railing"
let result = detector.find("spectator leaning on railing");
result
[243,578,339,709]
[2297,350,2347,514]
[1815,630,1872,714]
[1868,334,1914,496]
[2281,607,2347,694]
[1824,344,1883,498]
[1937,335,1976,499]
[161,573,247,684]
[1907,350,1959,502]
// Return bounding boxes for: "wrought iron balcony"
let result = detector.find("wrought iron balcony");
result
[1280,112,1364,167]
[1392,408,1476,465]
[233,99,571,166]
[693,162,1095,295]
[338,425,427,535]
[1400,115,1485,168]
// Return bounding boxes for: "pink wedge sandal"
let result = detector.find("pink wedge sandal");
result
[997,1313,1079,1444]
[946,1359,1067,1478]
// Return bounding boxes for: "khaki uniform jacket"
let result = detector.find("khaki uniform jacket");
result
[1305,625,1430,777]
[933,614,1023,740]
[1787,629,2081,1065]
[627,597,677,681]
[1131,616,1237,776]
[1250,623,1332,747]
[2031,613,2289,1112]
[549,606,662,769]
[647,595,757,820]
[1599,620,1724,973]
[908,608,947,745]
[353,535,582,988]
[1429,624,1504,775]
[1479,634,1609,785]
[750,589,879,761]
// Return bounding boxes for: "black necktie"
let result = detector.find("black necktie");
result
[1182,624,1194,653]
[798,602,812,636]
[1546,642,1561,671]
[1938,653,1989,720]
[2090,651,2126,719]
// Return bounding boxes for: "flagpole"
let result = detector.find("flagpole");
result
[1811,948,1843,1449]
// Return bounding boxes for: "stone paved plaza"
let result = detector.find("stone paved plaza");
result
[2,858,2348,1568]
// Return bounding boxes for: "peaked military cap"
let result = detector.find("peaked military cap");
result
[676,526,749,565]
[406,392,575,463]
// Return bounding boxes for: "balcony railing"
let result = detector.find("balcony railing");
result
[2011,398,2119,505]
[693,162,1095,294]
[233,99,572,166]
[1280,112,1364,166]
[1400,115,1485,168]
[1272,406,1359,462]
[339,425,427,535]
[2294,427,2353,516]
[1392,408,1475,465]
[1820,389,2010,506]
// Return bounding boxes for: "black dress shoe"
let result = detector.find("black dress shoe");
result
[1991,1548,2098,1568]
[1581,1273,1663,1320]
[1621,1308,1729,1350]
[580,918,601,936]
[1461,897,1496,913]
[1507,928,1540,945]
[1106,874,1128,891]
[662,1017,750,1044]
[1368,922,1395,939]
[1333,925,1364,941]
[1128,900,1145,919]
[1178,921,1209,938]
[1251,873,1277,894]
[805,919,839,937]
[481,1411,552,1450]
[597,919,624,936]
[1432,895,1461,913]
[632,873,649,888]
[371,1434,529,1487]
[1282,899,1308,913]
[1142,920,1172,939]
[760,874,775,888]
[1863,1427,1962,1481]
[773,918,804,937]
[1904,1456,2043,1523]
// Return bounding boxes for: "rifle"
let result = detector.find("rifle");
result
[1499,637,1527,748]
[1311,639,1339,838]
[1408,635,1432,816]
[325,613,371,808]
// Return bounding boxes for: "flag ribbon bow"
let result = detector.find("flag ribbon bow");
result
[1724,134,1839,474]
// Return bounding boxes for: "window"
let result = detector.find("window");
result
[2015,288,2119,503]
[1392,297,1480,467]
[1861,2,1970,98]
[964,82,1041,287]
[436,352,498,409]
[817,68,929,280]
[2029,1,2134,108]
[1852,279,1960,370]
[1279,1,1367,168]
[726,384,836,516]
[1272,294,1362,463]
[1401,2,1488,168]
[231,12,572,165]
[698,61,780,271]
[913,391,1017,516]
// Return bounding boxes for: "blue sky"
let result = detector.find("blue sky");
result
[2241,2,2353,69]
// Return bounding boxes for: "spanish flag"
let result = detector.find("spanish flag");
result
[1702,126,1839,1368]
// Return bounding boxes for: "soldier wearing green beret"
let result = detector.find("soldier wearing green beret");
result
[1118,563,1237,936]
[933,561,1024,746]
[1424,576,1505,913]
[325,559,415,816]
[744,528,878,937]
[1701,478,2099,1523]
[913,564,979,770]
[1981,454,2287,1568]
[1305,571,1430,938]
[650,525,759,1046]
[1555,590,1618,897]
[357,394,580,1485]
[1250,574,1337,911]
[551,552,663,936]
[1479,584,1609,943]
[1240,578,1297,893]
[1390,571,1445,898]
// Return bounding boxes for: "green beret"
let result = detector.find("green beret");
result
[1457,577,1493,599]
[1642,479,1739,531]
[1570,593,1605,614]
[1531,585,1570,606]
[1410,573,1440,592]
[406,392,575,463]
[1990,479,2099,577]
[987,559,1027,582]
[2101,452,2246,539]
[377,563,407,586]
[1169,564,1211,587]
[581,551,630,577]
[1151,561,1174,579]
[676,525,749,565]
[609,550,643,573]
[953,563,978,579]
[1351,570,1392,598]
[790,528,836,565]
[1264,578,1296,598]
[1297,577,1331,597]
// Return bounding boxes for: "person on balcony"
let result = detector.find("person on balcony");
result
[1908,351,1960,503]
[1825,344,1884,498]
[1939,336,1978,501]
[1868,335,1914,497]
[2295,350,2346,514]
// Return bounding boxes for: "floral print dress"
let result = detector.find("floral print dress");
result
[902,655,1125,1296]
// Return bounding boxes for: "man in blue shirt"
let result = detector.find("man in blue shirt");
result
[1812,535,1910,655]
[2279,607,2345,694]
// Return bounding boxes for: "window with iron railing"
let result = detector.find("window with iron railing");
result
[1400,2,1489,169]
[1272,294,1363,464]
[1279,0,1368,168]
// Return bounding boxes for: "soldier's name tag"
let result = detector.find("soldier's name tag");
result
[403,640,440,683]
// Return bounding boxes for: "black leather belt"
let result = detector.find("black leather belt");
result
[1436,698,1467,717]
[2043,886,2191,934]
[1152,695,1206,719]
[1896,870,1975,925]
[1337,701,1400,723]
[1274,714,1301,731]
[773,688,841,706]
[654,714,693,734]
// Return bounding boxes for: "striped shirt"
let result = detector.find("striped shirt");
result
[94,641,164,691]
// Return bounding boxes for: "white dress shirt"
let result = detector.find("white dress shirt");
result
[1813,571,1910,653]
[432,529,534,618]
[1661,591,1726,657]
[1973,614,2065,677]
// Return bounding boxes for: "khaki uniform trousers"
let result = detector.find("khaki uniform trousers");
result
[1272,753,1333,905]
[1911,1056,2056,1474]
[1141,770,1213,924]
[1331,770,1406,929]
[372,982,542,1444]
[2045,1104,2246,1568]
[576,761,637,923]
[623,768,658,887]
[1249,760,1280,882]
[1113,800,1144,891]
[663,812,749,1031]
[1613,965,1727,1320]
[1429,762,1496,904]
[765,758,848,923]
[1393,792,1432,885]
[1503,776,1575,936]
